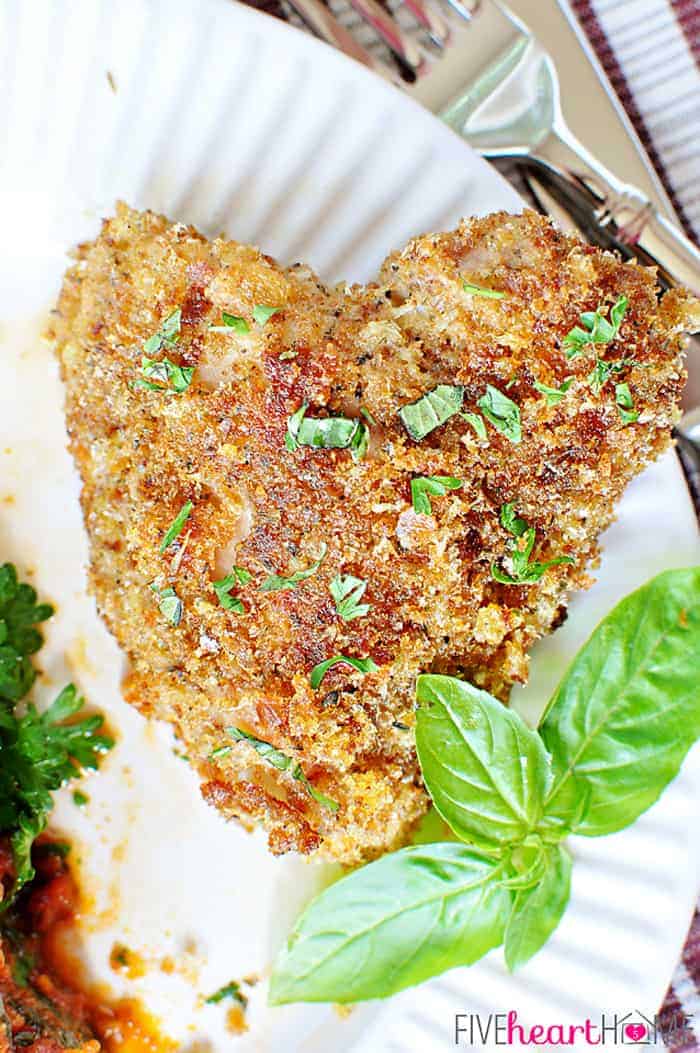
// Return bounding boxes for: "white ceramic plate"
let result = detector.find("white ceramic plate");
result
[0,1,698,1049]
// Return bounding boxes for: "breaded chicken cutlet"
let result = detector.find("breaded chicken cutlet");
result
[49,204,697,863]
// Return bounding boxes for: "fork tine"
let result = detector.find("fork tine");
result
[283,0,392,76]
[346,0,426,73]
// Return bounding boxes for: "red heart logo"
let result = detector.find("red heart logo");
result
[625,1024,647,1042]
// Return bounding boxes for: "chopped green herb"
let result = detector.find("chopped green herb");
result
[461,412,488,441]
[500,502,528,537]
[587,357,635,395]
[209,311,250,335]
[562,295,628,359]
[533,378,574,406]
[253,305,280,327]
[399,385,464,442]
[213,566,251,613]
[205,980,248,1007]
[284,404,369,460]
[492,505,573,585]
[350,420,370,461]
[159,500,193,553]
[150,583,183,626]
[462,281,506,300]
[309,655,378,690]
[210,745,233,760]
[410,476,462,516]
[143,309,181,356]
[227,727,338,811]
[615,382,639,424]
[0,655,113,906]
[477,385,522,443]
[330,575,371,621]
[72,790,89,807]
[0,562,54,703]
[260,544,327,593]
[134,356,194,395]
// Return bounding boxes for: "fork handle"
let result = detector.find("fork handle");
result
[522,122,700,294]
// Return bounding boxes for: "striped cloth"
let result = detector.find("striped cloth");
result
[569,0,700,244]
[568,4,699,1045]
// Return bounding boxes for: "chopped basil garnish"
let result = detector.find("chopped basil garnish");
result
[587,357,635,395]
[210,744,232,760]
[615,382,639,424]
[253,305,280,327]
[310,655,378,690]
[209,311,250,335]
[284,404,369,460]
[213,566,251,613]
[134,310,191,393]
[143,309,181,356]
[462,281,506,300]
[72,790,89,807]
[491,504,573,585]
[150,583,183,626]
[398,385,464,441]
[410,475,462,516]
[562,295,628,359]
[458,412,486,441]
[330,575,371,621]
[133,356,194,395]
[500,502,527,537]
[260,544,327,593]
[533,378,573,406]
[159,500,193,553]
[226,726,338,812]
[477,385,522,443]
[205,981,248,1007]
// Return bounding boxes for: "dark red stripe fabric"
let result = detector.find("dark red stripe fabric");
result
[570,0,698,243]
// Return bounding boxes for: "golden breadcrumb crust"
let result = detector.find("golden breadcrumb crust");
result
[49,204,695,863]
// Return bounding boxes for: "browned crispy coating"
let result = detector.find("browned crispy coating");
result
[49,203,696,863]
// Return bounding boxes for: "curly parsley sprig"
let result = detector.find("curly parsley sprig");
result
[0,565,114,904]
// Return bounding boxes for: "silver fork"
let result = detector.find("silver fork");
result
[281,0,700,483]
[284,0,700,292]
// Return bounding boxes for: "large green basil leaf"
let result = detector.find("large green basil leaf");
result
[539,567,700,837]
[504,843,572,971]
[268,843,510,1004]
[415,675,552,849]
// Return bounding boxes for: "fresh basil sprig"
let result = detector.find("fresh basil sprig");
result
[270,567,700,1004]
[269,844,509,1005]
